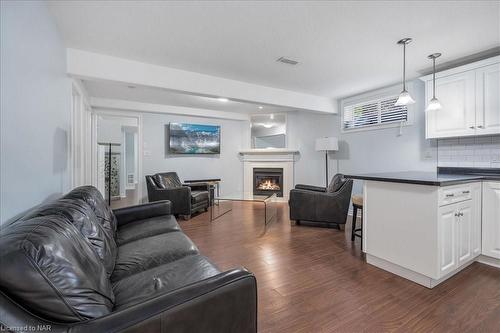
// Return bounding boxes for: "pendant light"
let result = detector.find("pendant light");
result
[426,53,442,112]
[395,38,415,106]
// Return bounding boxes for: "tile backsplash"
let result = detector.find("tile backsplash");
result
[438,135,500,168]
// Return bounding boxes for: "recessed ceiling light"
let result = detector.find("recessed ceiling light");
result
[270,114,275,120]
[217,97,229,102]
[276,56,299,65]
[258,106,263,109]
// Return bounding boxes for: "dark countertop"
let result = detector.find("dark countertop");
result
[345,168,500,186]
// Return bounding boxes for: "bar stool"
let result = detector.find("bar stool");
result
[351,195,363,250]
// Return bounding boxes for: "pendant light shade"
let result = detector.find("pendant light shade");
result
[395,38,415,106]
[395,90,415,106]
[426,53,442,112]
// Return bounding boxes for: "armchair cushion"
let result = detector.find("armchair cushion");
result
[153,172,182,189]
[294,184,326,192]
[327,173,345,193]
[191,190,209,204]
[113,255,220,309]
[111,232,199,282]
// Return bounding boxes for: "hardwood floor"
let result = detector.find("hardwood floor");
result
[182,202,500,333]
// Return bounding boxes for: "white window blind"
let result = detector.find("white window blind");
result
[343,96,408,130]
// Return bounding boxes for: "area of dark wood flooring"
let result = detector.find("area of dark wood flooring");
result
[182,202,500,333]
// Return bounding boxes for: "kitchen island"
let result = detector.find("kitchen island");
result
[345,169,500,288]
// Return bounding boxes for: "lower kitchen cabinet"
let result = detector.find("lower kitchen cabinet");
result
[482,181,500,259]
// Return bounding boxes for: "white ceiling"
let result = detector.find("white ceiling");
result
[83,80,294,114]
[49,0,499,100]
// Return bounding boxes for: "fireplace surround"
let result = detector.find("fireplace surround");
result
[240,149,299,202]
[253,168,283,197]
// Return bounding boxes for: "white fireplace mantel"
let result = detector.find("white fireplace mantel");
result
[240,149,299,201]
[239,148,300,155]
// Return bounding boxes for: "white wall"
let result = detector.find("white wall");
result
[140,112,250,201]
[1,1,72,223]
[287,111,340,187]
[337,81,437,195]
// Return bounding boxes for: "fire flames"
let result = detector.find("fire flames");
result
[257,179,280,191]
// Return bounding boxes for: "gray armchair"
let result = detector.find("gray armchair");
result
[146,172,209,219]
[289,174,353,229]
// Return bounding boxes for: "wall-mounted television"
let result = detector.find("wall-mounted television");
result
[168,123,220,154]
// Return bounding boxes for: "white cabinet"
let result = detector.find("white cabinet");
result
[438,196,480,277]
[476,64,500,135]
[437,182,481,278]
[482,182,500,259]
[438,205,457,276]
[422,56,500,139]
[456,201,473,266]
[426,72,476,138]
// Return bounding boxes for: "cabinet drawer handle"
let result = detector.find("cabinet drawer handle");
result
[469,126,475,129]
[477,125,484,129]
[446,194,454,197]
[462,190,470,194]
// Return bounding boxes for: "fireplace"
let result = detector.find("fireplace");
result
[253,168,283,197]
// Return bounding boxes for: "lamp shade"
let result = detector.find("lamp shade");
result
[315,137,338,151]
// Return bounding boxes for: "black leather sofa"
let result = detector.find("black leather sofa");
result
[0,186,257,333]
[146,172,210,219]
[289,174,353,229]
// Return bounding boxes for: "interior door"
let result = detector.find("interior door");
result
[476,63,500,135]
[482,182,500,259]
[438,205,457,277]
[457,201,473,266]
[426,72,476,138]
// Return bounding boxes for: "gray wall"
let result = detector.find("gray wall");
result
[337,81,437,195]
[287,111,340,187]
[141,113,250,200]
[1,1,72,223]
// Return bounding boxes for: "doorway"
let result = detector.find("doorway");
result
[94,112,142,209]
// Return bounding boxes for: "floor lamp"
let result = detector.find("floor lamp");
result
[315,137,339,187]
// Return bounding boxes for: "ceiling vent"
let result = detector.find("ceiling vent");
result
[276,57,299,65]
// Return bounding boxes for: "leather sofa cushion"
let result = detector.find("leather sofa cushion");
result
[22,197,117,277]
[0,216,114,323]
[191,190,209,204]
[111,232,199,282]
[113,255,220,309]
[116,214,180,245]
[64,186,118,235]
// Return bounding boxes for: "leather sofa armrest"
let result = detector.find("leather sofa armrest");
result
[294,184,326,192]
[113,201,172,227]
[70,269,257,333]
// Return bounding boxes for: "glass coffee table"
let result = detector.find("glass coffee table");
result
[210,192,277,225]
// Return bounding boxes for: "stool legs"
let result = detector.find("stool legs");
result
[351,204,363,251]
[351,205,358,242]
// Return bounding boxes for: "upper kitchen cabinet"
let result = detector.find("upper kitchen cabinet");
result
[421,56,500,139]
[476,63,500,135]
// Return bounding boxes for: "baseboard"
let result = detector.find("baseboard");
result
[476,255,500,268]
[366,254,476,289]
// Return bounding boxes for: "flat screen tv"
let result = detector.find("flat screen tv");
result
[168,123,220,154]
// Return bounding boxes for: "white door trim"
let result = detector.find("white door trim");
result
[91,110,144,205]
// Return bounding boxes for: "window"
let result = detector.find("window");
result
[342,95,408,131]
